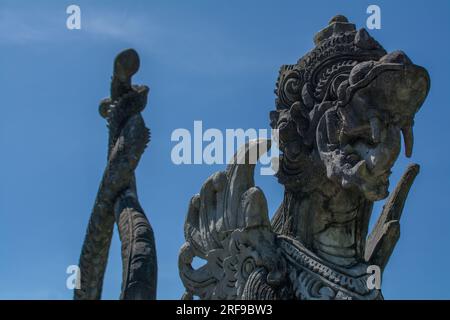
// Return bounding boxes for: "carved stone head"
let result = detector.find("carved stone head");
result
[271,15,430,201]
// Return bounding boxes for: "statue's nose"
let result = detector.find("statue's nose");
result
[380,50,412,65]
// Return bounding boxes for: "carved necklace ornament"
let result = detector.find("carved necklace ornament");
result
[179,15,430,300]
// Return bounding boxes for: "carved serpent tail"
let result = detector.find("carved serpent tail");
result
[75,198,115,299]
[75,49,156,300]
[115,183,157,299]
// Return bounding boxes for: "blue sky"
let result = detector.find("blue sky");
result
[0,0,449,299]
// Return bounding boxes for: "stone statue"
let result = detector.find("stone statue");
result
[178,15,430,300]
[75,49,157,300]
[75,15,430,301]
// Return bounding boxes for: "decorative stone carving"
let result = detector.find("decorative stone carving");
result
[75,49,157,300]
[179,15,430,300]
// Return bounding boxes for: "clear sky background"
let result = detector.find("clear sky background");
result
[0,0,449,299]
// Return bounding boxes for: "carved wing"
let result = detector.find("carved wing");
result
[179,139,282,299]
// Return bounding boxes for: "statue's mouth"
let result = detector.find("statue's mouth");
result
[345,52,430,158]
[317,51,430,201]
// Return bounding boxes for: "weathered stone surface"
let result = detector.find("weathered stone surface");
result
[178,16,430,300]
[75,15,430,301]
[75,49,156,300]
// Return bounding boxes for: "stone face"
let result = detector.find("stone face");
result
[75,49,156,300]
[178,16,430,300]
